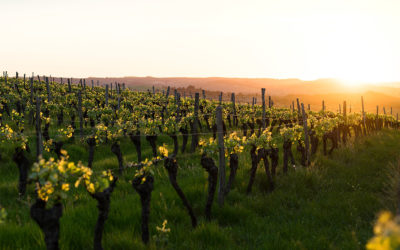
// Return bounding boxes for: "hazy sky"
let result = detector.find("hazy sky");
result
[1,0,400,82]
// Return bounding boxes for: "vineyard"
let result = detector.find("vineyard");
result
[1,73,400,249]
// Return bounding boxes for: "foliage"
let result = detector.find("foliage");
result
[0,206,6,224]
[153,219,171,248]
[57,126,74,141]
[199,137,218,157]
[279,125,304,143]
[29,150,83,207]
[367,211,400,250]
[74,167,114,194]
[224,132,245,157]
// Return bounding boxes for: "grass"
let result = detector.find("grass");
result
[1,129,400,249]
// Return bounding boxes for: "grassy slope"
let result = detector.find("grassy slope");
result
[1,129,400,250]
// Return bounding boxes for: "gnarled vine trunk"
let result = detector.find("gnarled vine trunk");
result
[269,147,279,177]
[129,131,141,163]
[87,138,96,168]
[259,149,274,191]
[180,128,188,153]
[53,141,64,159]
[145,135,157,158]
[170,134,179,156]
[246,146,260,194]
[296,141,306,166]
[30,200,63,250]
[132,175,154,244]
[225,153,238,196]
[283,140,294,174]
[200,154,218,220]
[12,147,30,197]
[164,157,197,227]
[111,142,124,175]
[91,178,118,250]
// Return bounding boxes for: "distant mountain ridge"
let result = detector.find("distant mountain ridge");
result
[87,76,400,97]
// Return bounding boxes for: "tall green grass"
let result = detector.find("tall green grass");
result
[1,129,400,249]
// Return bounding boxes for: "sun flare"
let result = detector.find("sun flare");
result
[297,14,398,85]
[1,0,400,82]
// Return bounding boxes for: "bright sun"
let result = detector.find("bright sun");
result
[298,14,399,86]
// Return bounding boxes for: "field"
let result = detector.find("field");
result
[0,76,399,249]
[1,129,399,249]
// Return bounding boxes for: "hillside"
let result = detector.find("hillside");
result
[84,76,400,114]
[2,129,400,249]
[86,76,400,97]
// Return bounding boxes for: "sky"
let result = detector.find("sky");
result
[1,0,400,83]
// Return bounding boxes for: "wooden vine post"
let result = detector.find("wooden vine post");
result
[361,96,366,135]
[45,77,52,102]
[13,73,18,90]
[190,93,200,152]
[261,88,266,129]
[29,77,35,123]
[268,96,272,108]
[78,91,83,138]
[216,106,226,206]
[376,105,379,130]
[391,107,393,127]
[105,84,109,106]
[301,103,310,166]
[30,77,34,103]
[175,93,181,121]
[296,98,301,124]
[117,92,121,110]
[67,78,72,93]
[231,93,236,127]
[343,101,347,143]
[36,97,43,160]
